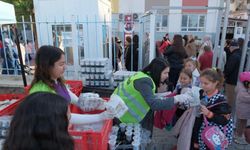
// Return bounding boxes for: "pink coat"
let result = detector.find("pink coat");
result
[235,82,250,119]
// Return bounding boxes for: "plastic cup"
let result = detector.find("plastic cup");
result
[125,130,133,142]
[142,129,151,138]
[111,126,119,135]
[133,134,141,142]
[126,126,133,131]
[108,139,116,150]
[119,123,126,132]
[133,130,141,136]
[134,126,141,133]
[109,134,117,141]
[132,141,140,150]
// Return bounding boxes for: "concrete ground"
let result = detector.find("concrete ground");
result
[149,127,250,150]
[0,75,33,94]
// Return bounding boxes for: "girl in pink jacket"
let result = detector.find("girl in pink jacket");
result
[235,71,250,145]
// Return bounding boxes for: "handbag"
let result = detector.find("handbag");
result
[201,102,229,150]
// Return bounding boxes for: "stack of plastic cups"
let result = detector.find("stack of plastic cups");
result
[125,130,133,142]
[132,140,140,150]
[126,125,133,132]
[108,139,116,150]
[108,128,117,150]
[111,126,119,136]
[119,123,126,132]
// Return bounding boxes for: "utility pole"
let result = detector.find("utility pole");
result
[218,0,230,69]
[212,0,224,67]
[239,0,250,72]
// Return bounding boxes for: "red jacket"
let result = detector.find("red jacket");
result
[159,40,171,54]
[0,41,3,49]
[198,51,213,71]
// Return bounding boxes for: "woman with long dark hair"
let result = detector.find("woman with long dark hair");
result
[112,57,193,131]
[3,92,74,150]
[29,45,114,124]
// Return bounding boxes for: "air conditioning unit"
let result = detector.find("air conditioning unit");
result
[133,13,138,21]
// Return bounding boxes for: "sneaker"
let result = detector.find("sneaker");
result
[234,136,248,145]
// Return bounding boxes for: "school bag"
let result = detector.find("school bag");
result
[201,102,229,150]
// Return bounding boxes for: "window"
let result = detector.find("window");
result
[156,14,168,32]
[52,25,73,65]
[77,24,84,60]
[181,14,205,32]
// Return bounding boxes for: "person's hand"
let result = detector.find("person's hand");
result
[200,105,209,115]
[174,92,193,108]
[158,83,168,93]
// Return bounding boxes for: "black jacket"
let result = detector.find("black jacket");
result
[224,48,241,85]
[164,46,187,69]
[125,43,138,71]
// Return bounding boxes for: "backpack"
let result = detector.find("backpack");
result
[201,102,229,150]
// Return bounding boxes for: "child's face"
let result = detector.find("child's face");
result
[185,61,195,72]
[179,73,192,86]
[200,76,218,94]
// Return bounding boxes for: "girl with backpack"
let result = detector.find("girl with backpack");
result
[191,68,233,150]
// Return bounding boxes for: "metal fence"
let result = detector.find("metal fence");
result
[1,9,250,78]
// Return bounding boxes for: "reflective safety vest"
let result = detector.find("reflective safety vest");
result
[113,72,156,123]
[29,81,56,94]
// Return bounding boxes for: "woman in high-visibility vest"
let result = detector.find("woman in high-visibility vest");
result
[113,57,193,131]
[29,45,113,124]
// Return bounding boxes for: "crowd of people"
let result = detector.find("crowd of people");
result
[1,31,250,150]
[0,31,34,75]
[111,33,250,149]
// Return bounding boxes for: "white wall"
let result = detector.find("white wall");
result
[168,0,182,33]
[119,0,145,13]
[206,0,221,33]
[33,0,111,59]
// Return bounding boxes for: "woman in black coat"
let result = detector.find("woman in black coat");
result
[164,34,187,89]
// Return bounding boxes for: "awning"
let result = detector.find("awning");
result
[0,1,16,24]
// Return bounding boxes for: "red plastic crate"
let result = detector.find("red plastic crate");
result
[65,80,83,97]
[69,102,112,150]
[69,120,112,150]
[0,94,26,116]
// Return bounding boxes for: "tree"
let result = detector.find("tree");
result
[2,0,34,21]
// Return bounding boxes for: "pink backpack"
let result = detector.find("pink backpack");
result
[201,102,229,150]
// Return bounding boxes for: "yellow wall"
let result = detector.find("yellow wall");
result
[111,0,119,13]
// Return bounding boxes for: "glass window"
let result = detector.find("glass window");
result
[52,24,73,65]
[188,15,198,28]
[162,15,168,27]
[199,16,205,27]
[182,15,188,27]
[155,14,168,32]
[181,14,205,32]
